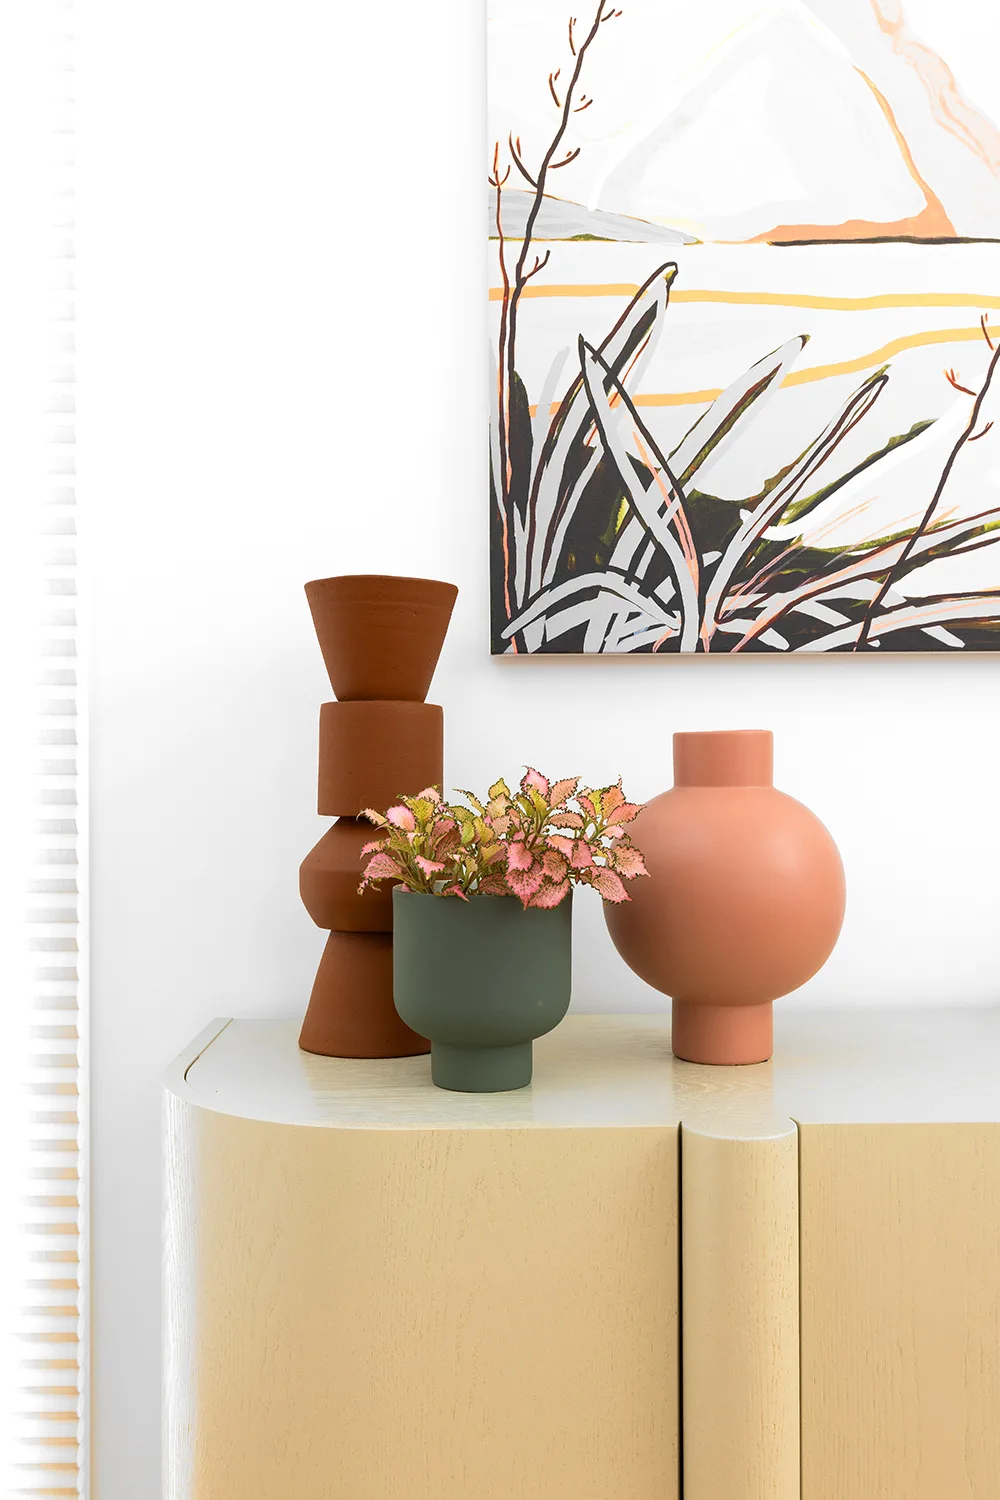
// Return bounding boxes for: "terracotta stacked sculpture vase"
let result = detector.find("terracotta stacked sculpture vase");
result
[604,730,846,1066]
[298,575,458,1056]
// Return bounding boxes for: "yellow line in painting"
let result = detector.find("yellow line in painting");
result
[490,284,1000,310]
[625,389,719,407]
[490,283,638,300]
[528,390,722,414]
[527,389,724,413]
[527,323,999,413]
[676,290,1000,311]
[780,323,999,387]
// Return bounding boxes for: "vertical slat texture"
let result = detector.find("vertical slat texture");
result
[164,1106,678,1500]
[682,1112,800,1500]
[0,0,82,1491]
[800,1123,1000,1500]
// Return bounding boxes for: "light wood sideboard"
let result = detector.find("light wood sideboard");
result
[164,1009,1000,1500]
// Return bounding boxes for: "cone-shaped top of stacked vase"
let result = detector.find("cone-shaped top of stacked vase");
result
[304,575,458,702]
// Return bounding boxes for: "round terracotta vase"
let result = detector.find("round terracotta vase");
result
[305,575,458,703]
[604,731,845,1066]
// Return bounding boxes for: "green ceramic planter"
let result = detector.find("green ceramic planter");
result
[392,890,573,1092]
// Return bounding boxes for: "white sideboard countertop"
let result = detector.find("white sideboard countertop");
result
[169,1007,1000,1130]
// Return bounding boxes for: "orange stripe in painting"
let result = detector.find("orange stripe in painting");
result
[748,68,956,244]
[491,286,1000,310]
[525,323,999,413]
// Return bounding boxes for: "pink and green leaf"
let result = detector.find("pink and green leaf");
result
[608,843,649,879]
[549,777,580,807]
[589,867,630,903]
[506,861,546,903]
[570,841,595,870]
[521,767,550,797]
[528,879,570,909]
[604,801,642,827]
[360,851,401,882]
[548,809,584,829]
[507,840,535,872]
[546,834,574,858]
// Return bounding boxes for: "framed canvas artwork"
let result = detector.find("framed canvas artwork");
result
[488,1,1000,653]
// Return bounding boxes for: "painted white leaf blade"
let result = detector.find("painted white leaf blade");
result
[501,570,676,641]
[579,338,700,650]
[704,370,888,636]
[671,334,809,488]
[729,499,1000,649]
[765,399,964,550]
[797,591,1000,651]
[530,264,675,595]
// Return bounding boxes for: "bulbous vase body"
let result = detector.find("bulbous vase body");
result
[604,730,845,1065]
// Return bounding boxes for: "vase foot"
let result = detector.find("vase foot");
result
[431,1041,532,1093]
[671,999,773,1065]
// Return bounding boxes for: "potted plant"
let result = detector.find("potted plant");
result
[358,770,647,1092]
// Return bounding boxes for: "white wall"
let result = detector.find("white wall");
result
[80,1,1000,1493]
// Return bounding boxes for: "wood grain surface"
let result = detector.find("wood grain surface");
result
[681,1111,800,1500]
[800,1123,1000,1500]
[164,1101,678,1500]
[165,1011,1000,1500]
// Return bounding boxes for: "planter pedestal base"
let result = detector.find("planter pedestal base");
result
[431,1040,533,1093]
[671,999,772,1066]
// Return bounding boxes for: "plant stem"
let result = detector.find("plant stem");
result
[498,0,611,631]
[493,160,514,624]
[857,337,1000,649]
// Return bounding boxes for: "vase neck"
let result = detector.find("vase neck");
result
[673,730,773,788]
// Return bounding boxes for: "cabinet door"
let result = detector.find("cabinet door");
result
[800,1123,1000,1500]
[166,1099,679,1500]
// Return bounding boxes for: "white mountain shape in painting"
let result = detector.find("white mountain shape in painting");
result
[590,1,968,242]
[801,0,1000,239]
[488,188,696,244]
